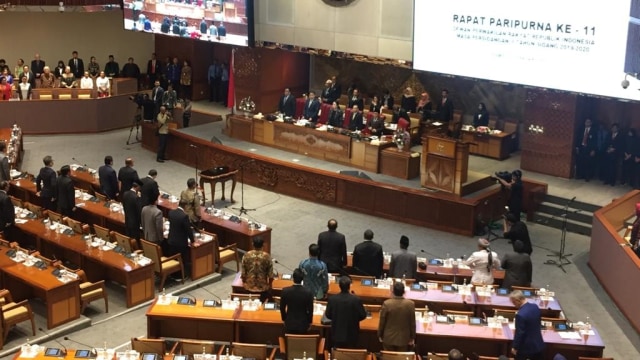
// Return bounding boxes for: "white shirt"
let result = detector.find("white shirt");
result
[464,249,501,285]
[80,77,94,89]
[96,77,110,91]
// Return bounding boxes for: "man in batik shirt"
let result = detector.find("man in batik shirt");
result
[241,237,274,302]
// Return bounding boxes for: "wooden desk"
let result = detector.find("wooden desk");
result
[0,250,80,329]
[0,127,23,169]
[14,216,155,308]
[199,168,238,203]
[415,321,511,356]
[379,147,421,179]
[461,130,513,160]
[146,297,237,341]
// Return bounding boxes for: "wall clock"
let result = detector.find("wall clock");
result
[321,0,358,7]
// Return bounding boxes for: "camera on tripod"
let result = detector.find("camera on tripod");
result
[492,171,512,183]
[129,93,147,108]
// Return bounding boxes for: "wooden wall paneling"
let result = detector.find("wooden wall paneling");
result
[258,48,310,113]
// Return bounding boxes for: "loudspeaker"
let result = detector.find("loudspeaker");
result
[338,170,371,180]
[210,136,223,145]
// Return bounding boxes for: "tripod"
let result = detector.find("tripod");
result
[483,196,504,242]
[126,106,142,145]
[192,144,206,206]
[545,199,574,273]
[232,160,255,216]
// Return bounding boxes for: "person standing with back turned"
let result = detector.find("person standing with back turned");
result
[317,219,347,274]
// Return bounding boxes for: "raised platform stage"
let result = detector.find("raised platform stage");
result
[141,123,547,236]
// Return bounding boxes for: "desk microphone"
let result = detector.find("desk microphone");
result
[39,327,67,356]
[189,144,198,148]
[177,292,197,305]
[273,259,295,273]
[420,249,440,259]
[196,283,222,305]
[71,157,88,168]
[63,336,96,355]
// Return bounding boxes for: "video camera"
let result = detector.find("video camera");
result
[129,93,148,107]
[492,171,512,183]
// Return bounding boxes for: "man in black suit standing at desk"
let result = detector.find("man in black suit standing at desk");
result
[122,182,141,242]
[278,88,295,118]
[348,105,366,132]
[325,276,367,348]
[36,155,57,211]
[303,91,320,122]
[140,169,160,208]
[317,219,347,273]
[436,88,454,122]
[98,155,118,200]
[56,165,75,217]
[118,157,142,195]
[68,51,85,79]
[352,229,383,278]
[0,181,15,240]
[168,199,195,277]
[280,268,314,334]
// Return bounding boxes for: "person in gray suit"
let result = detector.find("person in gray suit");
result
[141,198,164,244]
[388,235,417,279]
[501,240,532,290]
[378,282,416,351]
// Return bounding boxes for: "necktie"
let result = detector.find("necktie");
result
[582,128,589,146]
[284,96,288,104]
[74,59,77,68]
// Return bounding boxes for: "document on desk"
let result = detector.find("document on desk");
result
[558,332,582,340]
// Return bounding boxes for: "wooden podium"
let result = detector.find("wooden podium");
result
[421,135,469,195]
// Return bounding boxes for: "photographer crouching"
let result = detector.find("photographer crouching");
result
[494,169,524,220]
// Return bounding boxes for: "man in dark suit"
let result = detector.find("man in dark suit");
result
[280,268,314,334]
[118,157,142,195]
[122,182,141,242]
[56,165,75,217]
[347,88,364,111]
[147,53,162,90]
[321,79,333,104]
[325,276,367,348]
[352,229,384,278]
[278,88,295,117]
[140,169,160,208]
[0,181,15,240]
[381,89,394,110]
[317,219,347,273]
[327,102,344,128]
[503,213,532,255]
[436,88,454,122]
[168,199,195,276]
[98,155,119,200]
[0,141,11,182]
[510,290,545,359]
[36,155,57,211]
[151,80,165,119]
[501,241,533,290]
[68,51,85,79]
[31,53,46,79]
[141,198,164,244]
[348,105,366,131]
[303,91,320,122]
[389,235,417,279]
[19,65,36,89]
[603,123,624,186]
[378,282,416,351]
[575,118,598,181]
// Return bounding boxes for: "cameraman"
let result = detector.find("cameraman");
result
[503,212,532,255]
[496,169,523,220]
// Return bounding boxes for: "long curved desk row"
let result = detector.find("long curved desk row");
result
[589,190,640,333]
[144,295,604,359]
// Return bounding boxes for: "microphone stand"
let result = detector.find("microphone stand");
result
[191,144,206,206]
[232,159,256,216]
[544,197,575,273]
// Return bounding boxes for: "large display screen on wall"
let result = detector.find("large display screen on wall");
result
[413,0,640,101]
[123,0,254,47]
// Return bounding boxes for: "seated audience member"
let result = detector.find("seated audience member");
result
[17,76,32,100]
[327,101,344,128]
[501,240,532,290]
[54,60,65,79]
[60,66,76,88]
[279,268,314,334]
[464,238,501,285]
[503,212,532,255]
[389,235,417,279]
[80,71,94,89]
[401,87,416,113]
[368,112,385,135]
[40,66,56,88]
[0,77,12,100]
[447,349,465,360]
[416,92,431,114]
[241,237,275,302]
[369,95,382,113]
[96,71,110,97]
[347,88,364,111]
[1,69,12,85]
[473,102,490,127]
[348,105,365,131]
[303,91,320,122]
[278,87,295,117]
[299,244,329,300]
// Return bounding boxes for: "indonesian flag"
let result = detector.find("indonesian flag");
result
[227,49,235,110]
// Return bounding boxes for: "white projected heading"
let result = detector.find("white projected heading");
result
[413,0,640,101]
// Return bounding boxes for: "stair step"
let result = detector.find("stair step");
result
[537,203,594,225]
[543,194,601,213]
[532,213,592,236]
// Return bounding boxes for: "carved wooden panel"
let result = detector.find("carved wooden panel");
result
[424,155,455,193]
